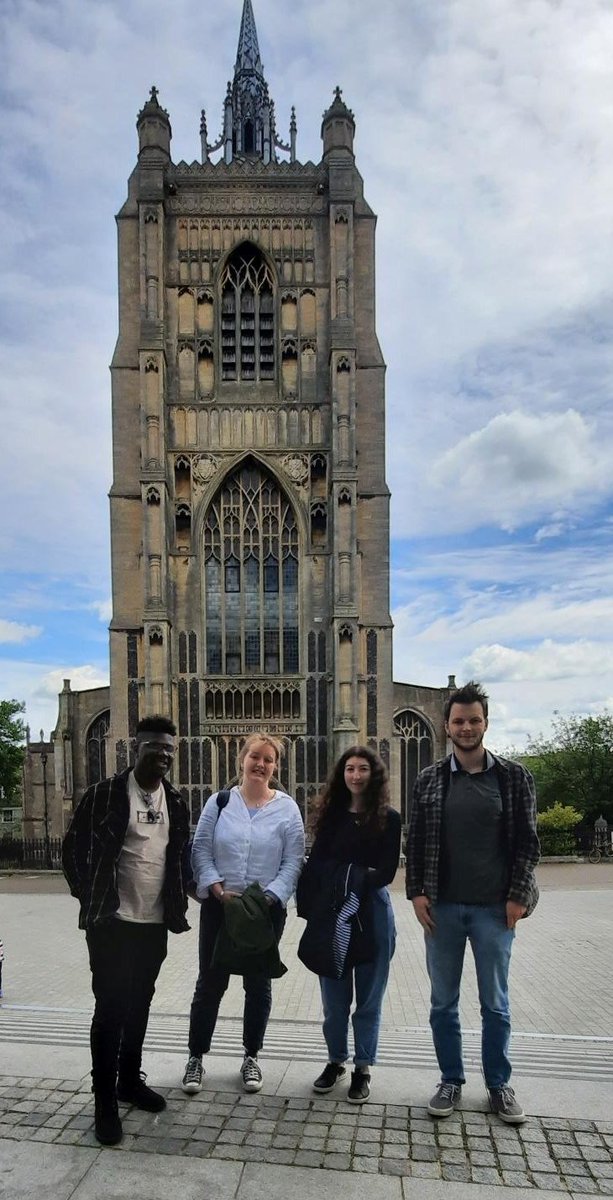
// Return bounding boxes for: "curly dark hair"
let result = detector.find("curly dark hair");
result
[312,745,390,836]
[136,715,177,737]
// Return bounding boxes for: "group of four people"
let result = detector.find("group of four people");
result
[62,680,539,1147]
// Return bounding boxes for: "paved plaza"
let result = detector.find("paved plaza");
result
[1,864,612,1199]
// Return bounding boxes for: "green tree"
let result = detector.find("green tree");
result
[520,712,613,826]
[0,700,26,805]
[537,801,583,856]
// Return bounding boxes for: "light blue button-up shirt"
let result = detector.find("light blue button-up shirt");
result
[191,786,305,907]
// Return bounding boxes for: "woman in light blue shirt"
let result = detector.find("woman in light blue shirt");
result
[182,734,304,1096]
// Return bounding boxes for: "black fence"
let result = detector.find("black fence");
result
[0,837,63,870]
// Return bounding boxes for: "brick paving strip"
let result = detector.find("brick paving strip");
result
[1,1076,613,1192]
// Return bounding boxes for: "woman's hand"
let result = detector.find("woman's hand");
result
[210,882,225,901]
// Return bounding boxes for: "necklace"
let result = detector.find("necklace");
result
[239,788,274,809]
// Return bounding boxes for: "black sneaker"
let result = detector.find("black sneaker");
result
[117,1071,166,1112]
[428,1081,462,1117]
[94,1094,123,1145]
[182,1055,204,1095]
[347,1069,371,1103]
[313,1062,347,1093]
[241,1055,263,1093]
[488,1085,526,1125]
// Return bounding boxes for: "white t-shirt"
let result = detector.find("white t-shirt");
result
[115,772,169,923]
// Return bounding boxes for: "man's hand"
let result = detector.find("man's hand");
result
[506,900,526,929]
[412,895,435,934]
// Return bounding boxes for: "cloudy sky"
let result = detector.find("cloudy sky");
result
[1,0,613,750]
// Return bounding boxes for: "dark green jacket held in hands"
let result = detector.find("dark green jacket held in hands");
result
[211,882,287,978]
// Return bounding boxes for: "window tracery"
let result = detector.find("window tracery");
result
[203,461,299,677]
[394,709,434,824]
[220,244,275,382]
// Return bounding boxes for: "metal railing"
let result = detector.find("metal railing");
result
[0,837,63,870]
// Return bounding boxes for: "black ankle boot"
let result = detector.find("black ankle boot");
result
[93,1091,123,1145]
[117,1070,166,1113]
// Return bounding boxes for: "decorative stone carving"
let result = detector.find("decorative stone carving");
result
[337,356,351,373]
[192,453,220,483]
[149,626,164,645]
[146,487,161,505]
[145,357,159,373]
[339,623,353,642]
[281,454,309,485]
[143,208,159,224]
[334,207,351,224]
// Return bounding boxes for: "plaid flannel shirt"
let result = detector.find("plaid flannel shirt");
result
[406,752,540,915]
[62,768,190,933]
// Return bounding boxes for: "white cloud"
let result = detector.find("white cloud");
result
[464,639,613,683]
[33,666,110,703]
[0,620,42,645]
[89,598,113,624]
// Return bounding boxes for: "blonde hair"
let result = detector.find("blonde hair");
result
[238,733,285,773]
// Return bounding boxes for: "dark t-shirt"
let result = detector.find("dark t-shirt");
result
[438,765,508,905]
[309,807,402,889]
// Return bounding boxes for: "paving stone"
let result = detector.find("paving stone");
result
[500,1153,528,1170]
[412,1144,439,1161]
[472,1167,503,1183]
[439,1132,465,1148]
[354,1141,380,1156]
[382,1129,409,1145]
[441,1164,472,1182]
[525,1156,558,1173]
[326,1139,352,1154]
[303,1121,328,1137]
[583,1150,611,1162]
[592,1165,613,1179]
[577,1135,607,1148]
[260,1149,296,1165]
[352,1156,380,1173]
[217,1129,245,1144]
[272,1134,300,1149]
[440,1149,469,1166]
[53,1129,83,1144]
[502,1171,533,1187]
[532,1172,569,1190]
[410,1160,442,1178]
[323,1153,352,1170]
[293,1149,324,1167]
[247,1132,272,1147]
[411,1130,435,1145]
[562,1177,599,1193]
[471,1152,498,1167]
[28,1128,60,1143]
[183,1142,215,1158]
[379,1158,411,1176]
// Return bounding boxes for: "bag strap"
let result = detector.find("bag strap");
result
[215,788,231,823]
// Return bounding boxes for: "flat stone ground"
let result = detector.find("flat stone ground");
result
[1,864,612,1197]
[1,864,612,1035]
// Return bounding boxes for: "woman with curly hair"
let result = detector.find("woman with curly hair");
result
[305,746,401,1103]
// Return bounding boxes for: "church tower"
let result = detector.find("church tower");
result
[108,0,395,823]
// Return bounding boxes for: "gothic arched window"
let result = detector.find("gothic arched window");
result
[394,709,434,825]
[220,244,275,382]
[204,461,299,677]
[86,710,110,787]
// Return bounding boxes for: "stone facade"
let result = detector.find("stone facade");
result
[23,2,453,835]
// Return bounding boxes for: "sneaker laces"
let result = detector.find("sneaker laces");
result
[184,1056,201,1081]
[242,1056,261,1082]
[438,1082,458,1100]
[496,1084,516,1104]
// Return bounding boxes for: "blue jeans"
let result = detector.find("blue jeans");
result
[425,902,515,1089]
[319,888,396,1068]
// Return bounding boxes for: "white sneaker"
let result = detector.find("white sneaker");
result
[241,1055,263,1093]
[182,1055,203,1094]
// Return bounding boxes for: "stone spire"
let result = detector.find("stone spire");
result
[202,0,296,165]
[235,0,262,75]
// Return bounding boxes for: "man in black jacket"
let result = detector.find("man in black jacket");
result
[62,715,189,1146]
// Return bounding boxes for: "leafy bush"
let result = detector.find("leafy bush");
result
[537,802,582,856]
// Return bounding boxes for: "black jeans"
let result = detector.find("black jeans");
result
[86,919,167,1090]
[188,897,286,1059]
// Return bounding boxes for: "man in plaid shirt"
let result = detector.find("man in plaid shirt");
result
[406,681,539,1125]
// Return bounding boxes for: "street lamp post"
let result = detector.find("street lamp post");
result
[40,751,52,869]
